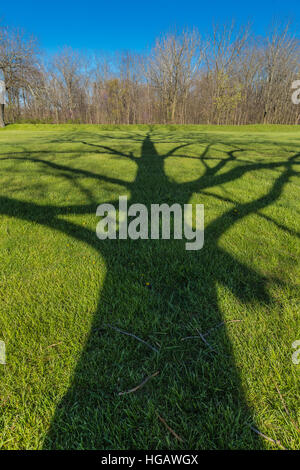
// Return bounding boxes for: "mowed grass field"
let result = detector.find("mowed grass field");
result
[0,124,299,450]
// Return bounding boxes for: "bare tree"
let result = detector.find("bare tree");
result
[259,22,300,124]
[0,25,40,121]
[147,29,204,123]
[203,22,250,124]
[49,47,88,122]
[0,79,5,127]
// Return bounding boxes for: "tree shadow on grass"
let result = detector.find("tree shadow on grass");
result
[0,132,299,449]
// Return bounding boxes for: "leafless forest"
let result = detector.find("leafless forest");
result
[0,22,299,124]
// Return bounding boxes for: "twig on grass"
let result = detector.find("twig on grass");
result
[46,342,63,349]
[181,330,217,353]
[157,414,185,443]
[203,319,243,336]
[250,426,287,450]
[196,329,218,353]
[118,371,159,396]
[274,382,300,433]
[105,324,159,353]
[181,335,203,341]
[181,320,242,342]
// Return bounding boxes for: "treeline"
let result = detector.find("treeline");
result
[0,22,299,125]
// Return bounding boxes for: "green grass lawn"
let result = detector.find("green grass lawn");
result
[0,124,299,450]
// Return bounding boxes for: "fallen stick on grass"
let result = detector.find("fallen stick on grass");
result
[196,329,218,353]
[274,383,300,433]
[250,426,286,450]
[118,371,159,396]
[181,335,203,341]
[181,320,242,342]
[105,324,159,353]
[181,331,217,353]
[203,319,243,336]
[46,342,63,349]
[157,414,185,443]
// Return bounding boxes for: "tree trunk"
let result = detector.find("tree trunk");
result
[0,104,5,127]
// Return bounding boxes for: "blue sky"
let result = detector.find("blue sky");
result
[1,0,299,53]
